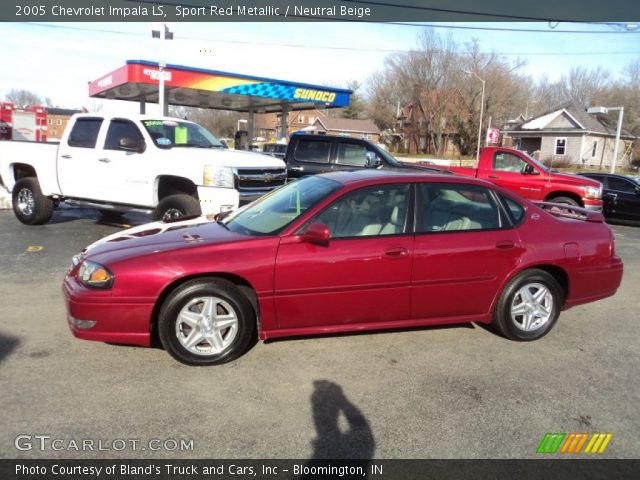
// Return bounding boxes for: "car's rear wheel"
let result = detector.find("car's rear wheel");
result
[154,194,201,222]
[158,279,256,365]
[492,269,563,341]
[12,177,54,225]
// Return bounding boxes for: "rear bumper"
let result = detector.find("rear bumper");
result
[564,256,623,309]
[63,276,154,347]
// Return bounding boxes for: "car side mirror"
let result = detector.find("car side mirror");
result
[635,186,640,196]
[119,137,145,153]
[366,151,382,168]
[522,163,538,175]
[301,221,330,246]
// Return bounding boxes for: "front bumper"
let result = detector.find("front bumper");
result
[583,199,603,211]
[196,185,239,215]
[63,275,154,347]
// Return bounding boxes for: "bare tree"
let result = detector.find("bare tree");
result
[5,88,49,108]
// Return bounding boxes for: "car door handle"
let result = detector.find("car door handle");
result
[488,175,499,179]
[496,240,516,250]
[385,247,409,258]
[98,158,111,163]
[61,154,72,159]
[606,193,618,198]
[289,166,303,172]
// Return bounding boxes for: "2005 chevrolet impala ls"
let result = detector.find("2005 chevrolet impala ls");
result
[64,171,623,365]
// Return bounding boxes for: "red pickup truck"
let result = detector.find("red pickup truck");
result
[444,147,603,210]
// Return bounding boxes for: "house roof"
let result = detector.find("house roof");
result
[314,117,380,134]
[48,107,83,116]
[508,103,635,139]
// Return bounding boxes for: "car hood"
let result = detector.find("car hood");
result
[549,171,601,188]
[182,148,286,169]
[81,215,247,262]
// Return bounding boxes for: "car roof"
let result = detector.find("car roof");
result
[318,169,497,189]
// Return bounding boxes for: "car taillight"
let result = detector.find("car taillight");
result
[610,232,616,257]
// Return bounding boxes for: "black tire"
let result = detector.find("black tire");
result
[153,194,201,222]
[549,196,580,207]
[98,209,125,221]
[12,177,54,225]
[492,269,564,341]
[158,278,256,365]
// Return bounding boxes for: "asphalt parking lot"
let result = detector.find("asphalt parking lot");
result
[0,207,638,460]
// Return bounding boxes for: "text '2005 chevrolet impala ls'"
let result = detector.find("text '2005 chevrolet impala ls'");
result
[64,171,623,365]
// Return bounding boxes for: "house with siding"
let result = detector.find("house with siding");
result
[503,104,636,168]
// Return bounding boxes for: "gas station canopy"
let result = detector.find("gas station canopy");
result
[88,60,352,114]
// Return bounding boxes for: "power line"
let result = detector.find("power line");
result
[21,22,640,57]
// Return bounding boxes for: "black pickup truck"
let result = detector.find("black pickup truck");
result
[283,134,448,179]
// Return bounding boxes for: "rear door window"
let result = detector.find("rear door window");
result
[418,184,502,232]
[67,118,103,148]
[293,138,332,164]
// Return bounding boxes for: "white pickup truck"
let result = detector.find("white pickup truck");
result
[0,113,287,225]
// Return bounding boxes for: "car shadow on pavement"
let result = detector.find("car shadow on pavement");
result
[299,380,374,479]
[266,322,476,346]
[0,332,20,365]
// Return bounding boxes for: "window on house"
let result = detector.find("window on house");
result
[47,118,52,125]
[56,119,62,126]
[591,140,598,157]
[555,138,566,155]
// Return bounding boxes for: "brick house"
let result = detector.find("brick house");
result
[46,107,83,141]
[254,109,326,140]
[503,104,636,168]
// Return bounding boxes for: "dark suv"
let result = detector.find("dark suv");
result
[283,134,448,179]
[578,172,640,224]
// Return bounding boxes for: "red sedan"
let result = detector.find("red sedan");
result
[64,171,623,365]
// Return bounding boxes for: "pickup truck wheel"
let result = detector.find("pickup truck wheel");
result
[549,196,579,207]
[12,177,54,225]
[154,194,201,222]
[158,279,256,365]
[492,269,563,341]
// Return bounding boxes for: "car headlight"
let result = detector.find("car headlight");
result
[77,260,114,289]
[203,165,234,188]
[584,185,602,199]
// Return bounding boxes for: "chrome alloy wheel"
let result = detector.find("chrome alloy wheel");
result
[17,188,35,216]
[510,282,553,332]
[175,296,239,356]
[162,208,184,221]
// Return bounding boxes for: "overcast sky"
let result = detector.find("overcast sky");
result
[2,21,639,114]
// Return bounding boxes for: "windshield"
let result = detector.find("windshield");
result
[222,176,342,236]
[142,119,224,149]
[522,152,550,172]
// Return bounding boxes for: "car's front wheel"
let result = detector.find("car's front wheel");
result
[153,194,201,222]
[158,279,256,365]
[492,269,563,341]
